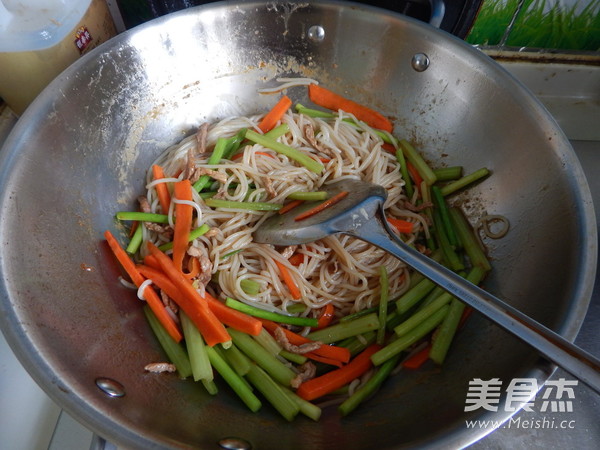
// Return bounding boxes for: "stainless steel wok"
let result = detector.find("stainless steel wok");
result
[0,1,596,449]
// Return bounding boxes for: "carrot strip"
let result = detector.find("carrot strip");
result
[147,242,231,346]
[304,353,344,368]
[274,260,301,300]
[288,252,305,266]
[137,263,262,337]
[319,157,331,163]
[152,164,171,214]
[258,95,292,133]
[183,256,200,280]
[172,179,193,271]
[382,143,396,154]
[296,344,382,401]
[279,199,304,215]
[402,344,431,370]
[103,231,182,342]
[314,303,335,330]
[260,319,350,364]
[308,84,393,133]
[387,217,415,234]
[144,254,161,270]
[128,220,139,238]
[294,191,348,221]
[406,161,424,187]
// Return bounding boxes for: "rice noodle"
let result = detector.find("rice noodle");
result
[140,109,428,318]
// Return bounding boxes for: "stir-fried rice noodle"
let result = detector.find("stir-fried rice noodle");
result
[140,109,429,321]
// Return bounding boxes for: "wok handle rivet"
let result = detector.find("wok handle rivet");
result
[218,437,252,450]
[95,377,125,398]
[307,25,325,42]
[411,53,430,72]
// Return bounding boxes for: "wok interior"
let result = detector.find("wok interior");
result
[0,2,595,449]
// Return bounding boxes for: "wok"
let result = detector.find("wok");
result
[0,1,596,449]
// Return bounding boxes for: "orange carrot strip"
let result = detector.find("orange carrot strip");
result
[144,254,162,270]
[183,256,200,280]
[407,161,424,187]
[319,157,331,163]
[172,179,193,271]
[260,319,350,363]
[304,353,344,368]
[296,344,382,401]
[258,95,293,133]
[308,84,393,133]
[314,303,335,330]
[382,143,396,154]
[278,199,304,215]
[294,191,349,221]
[129,220,139,238]
[387,217,415,234]
[402,344,431,370]
[288,252,305,266]
[152,164,171,214]
[103,230,182,342]
[274,260,301,300]
[138,263,262,337]
[147,242,230,346]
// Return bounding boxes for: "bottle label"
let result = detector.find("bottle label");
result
[74,26,93,54]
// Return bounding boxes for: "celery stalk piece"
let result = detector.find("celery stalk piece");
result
[158,224,210,252]
[201,379,219,395]
[395,148,414,199]
[253,328,282,356]
[229,328,296,386]
[307,313,380,344]
[282,387,322,421]
[440,167,490,196]
[337,331,377,356]
[245,364,299,421]
[398,139,437,186]
[371,305,450,366]
[295,103,335,118]
[205,198,282,211]
[429,267,486,364]
[126,224,143,254]
[117,211,169,223]
[240,279,261,296]
[279,349,307,365]
[205,346,262,412]
[433,166,463,181]
[396,278,436,314]
[193,137,230,192]
[339,353,401,416]
[377,266,389,345]
[245,129,324,174]
[143,305,192,378]
[287,191,328,201]
[449,207,492,272]
[394,291,454,337]
[219,342,251,376]
[264,123,289,140]
[432,208,464,272]
[222,128,249,160]
[180,311,213,382]
[225,297,318,327]
[432,185,459,248]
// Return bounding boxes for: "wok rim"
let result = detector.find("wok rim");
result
[0,1,597,448]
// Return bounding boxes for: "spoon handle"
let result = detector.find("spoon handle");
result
[350,210,600,394]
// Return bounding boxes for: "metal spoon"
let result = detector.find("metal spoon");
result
[253,178,600,394]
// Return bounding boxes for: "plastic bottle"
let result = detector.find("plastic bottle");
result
[0,0,117,116]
